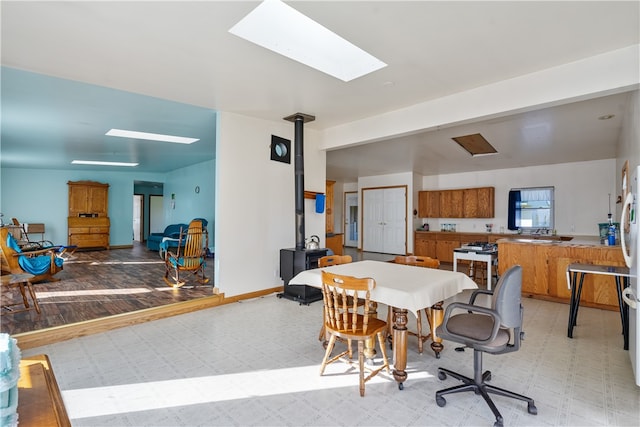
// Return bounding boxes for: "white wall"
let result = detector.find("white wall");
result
[214,112,325,297]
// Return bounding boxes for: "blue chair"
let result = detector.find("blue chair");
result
[1,228,64,283]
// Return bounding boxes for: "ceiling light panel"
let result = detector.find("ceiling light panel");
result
[72,160,138,167]
[229,0,386,82]
[106,129,199,144]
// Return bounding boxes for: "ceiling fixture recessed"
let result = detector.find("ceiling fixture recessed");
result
[106,129,199,144]
[598,114,615,120]
[72,160,138,167]
[229,0,386,82]
[452,133,498,157]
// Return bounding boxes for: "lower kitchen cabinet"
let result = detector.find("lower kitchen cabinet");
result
[498,239,625,311]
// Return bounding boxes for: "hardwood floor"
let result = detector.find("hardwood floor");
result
[1,242,220,344]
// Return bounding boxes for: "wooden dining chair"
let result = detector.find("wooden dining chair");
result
[391,255,441,353]
[317,254,358,342]
[318,254,352,267]
[320,271,390,397]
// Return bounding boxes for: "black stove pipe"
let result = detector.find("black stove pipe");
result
[293,115,305,250]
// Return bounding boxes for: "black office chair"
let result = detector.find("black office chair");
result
[435,265,537,427]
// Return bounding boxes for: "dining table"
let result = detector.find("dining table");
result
[288,260,478,389]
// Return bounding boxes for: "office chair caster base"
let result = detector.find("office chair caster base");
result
[528,402,538,415]
[398,382,404,390]
[436,395,446,407]
[438,371,447,380]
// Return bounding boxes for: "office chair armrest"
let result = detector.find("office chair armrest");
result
[440,302,502,345]
[468,289,494,305]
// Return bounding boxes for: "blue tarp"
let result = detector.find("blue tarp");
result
[7,233,63,275]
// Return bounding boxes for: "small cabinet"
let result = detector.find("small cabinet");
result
[439,190,464,218]
[414,232,437,258]
[436,233,461,263]
[67,180,110,249]
[326,234,343,255]
[418,191,440,218]
[463,187,495,218]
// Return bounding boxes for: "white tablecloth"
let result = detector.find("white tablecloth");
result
[289,260,478,316]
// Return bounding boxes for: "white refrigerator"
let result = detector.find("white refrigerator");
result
[621,165,639,387]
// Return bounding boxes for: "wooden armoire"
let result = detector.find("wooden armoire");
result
[67,180,110,249]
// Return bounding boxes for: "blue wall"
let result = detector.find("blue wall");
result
[1,160,214,248]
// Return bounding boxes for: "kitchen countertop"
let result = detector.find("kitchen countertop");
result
[496,236,617,247]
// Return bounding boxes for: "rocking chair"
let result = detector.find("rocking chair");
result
[1,227,64,283]
[163,219,210,288]
[10,218,54,251]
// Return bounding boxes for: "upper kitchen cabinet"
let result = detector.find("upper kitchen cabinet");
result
[418,186,494,218]
[418,190,440,218]
[463,187,495,218]
[439,189,464,218]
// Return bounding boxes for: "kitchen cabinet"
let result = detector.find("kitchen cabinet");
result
[418,190,440,218]
[435,234,460,263]
[439,190,464,218]
[463,187,495,218]
[415,231,489,261]
[498,239,624,310]
[325,180,343,255]
[325,180,335,234]
[418,187,494,219]
[326,234,343,255]
[67,180,110,249]
[414,232,437,258]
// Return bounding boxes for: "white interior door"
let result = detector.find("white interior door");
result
[132,194,143,241]
[362,187,406,254]
[382,187,407,254]
[363,189,384,252]
[344,192,358,247]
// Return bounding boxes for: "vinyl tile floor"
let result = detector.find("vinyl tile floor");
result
[22,269,640,426]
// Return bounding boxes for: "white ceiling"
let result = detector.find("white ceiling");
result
[1,1,638,179]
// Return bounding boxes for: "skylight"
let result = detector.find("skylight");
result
[72,160,139,167]
[229,0,386,82]
[106,129,199,144]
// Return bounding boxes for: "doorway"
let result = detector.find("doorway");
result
[133,194,143,241]
[150,195,164,235]
[344,191,358,247]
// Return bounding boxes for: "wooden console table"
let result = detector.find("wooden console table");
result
[18,354,71,427]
